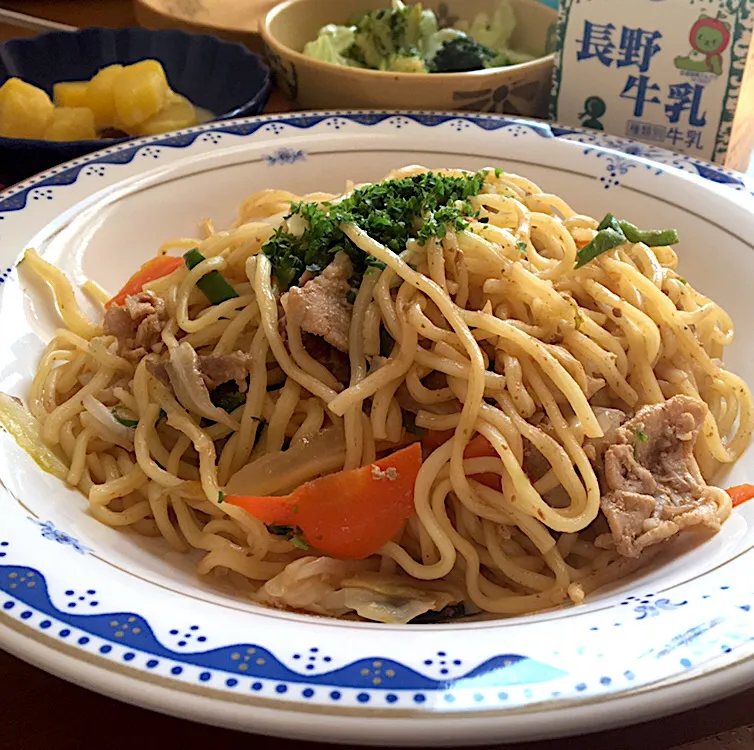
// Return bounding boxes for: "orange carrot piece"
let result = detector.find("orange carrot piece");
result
[226,443,422,559]
[462,434,501,490]
[422,432,501,490]
[106,255,184,308]
[727,484,754,507]
[421,429,454,453]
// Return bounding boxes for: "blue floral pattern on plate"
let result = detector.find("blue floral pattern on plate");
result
[263,148,307,167]
[28,519,91,555]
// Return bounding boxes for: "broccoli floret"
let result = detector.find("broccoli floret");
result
[430,36,497,73]
[380,53,428,73]
[423,27,465,61]
[348,0,439,69]
[351,8,400,67]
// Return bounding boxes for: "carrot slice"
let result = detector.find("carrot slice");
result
[226,443,422,560]
[422,431,501,490]
[421,429,454,453]
[462,434,501,490]
[727,484,754,507]
[106,255,184,308]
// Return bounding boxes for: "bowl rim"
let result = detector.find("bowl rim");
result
[261,0,557,81]
[0,26,272,150]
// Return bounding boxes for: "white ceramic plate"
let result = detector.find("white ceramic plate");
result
[1,112,754,746]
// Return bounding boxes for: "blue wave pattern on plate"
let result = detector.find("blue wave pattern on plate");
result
[0,113,746,215]
[0,563,566,690]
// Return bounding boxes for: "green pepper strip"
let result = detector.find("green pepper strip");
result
[111,406,138,428]
[617,220,679,247]
[183,248,239,304]
[574,227,627,269]
[576,214,679,268]
[597,213,622,232]
[598,213,679,246]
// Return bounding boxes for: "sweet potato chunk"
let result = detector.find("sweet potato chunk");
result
[137,93,198,135]
[114,60,170,129]
[85,64,124,127]
[53,81,89,109]
[0,78,54,138]
[44,107,97,141]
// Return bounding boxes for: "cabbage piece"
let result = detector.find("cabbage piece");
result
[404,2,439,54]
[0,392,68,480]
[500,48,536,65]
[455,1,517,54]
[255,556,365,616]
[341,587,457,623]
[303,24,363,67]
[340,572,463,624]
[256,559,464,623]
[487,48,536,68]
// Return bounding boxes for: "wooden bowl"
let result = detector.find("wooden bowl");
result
[134,0,279,52]
[261,0,557,116]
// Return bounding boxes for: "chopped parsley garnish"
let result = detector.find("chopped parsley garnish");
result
[210,380,248,413]
[218,490,225,504]
[402,410,426,437]
[678,277,688,285]
[494,168,504,178]
[290,535,310,551]
[516,240,528,255]
[252,417,267,450]
[633,427,649,457]
[266,523,309,550]
[379,325,395,358]
[111,406,138,428]
[262,170,489,289]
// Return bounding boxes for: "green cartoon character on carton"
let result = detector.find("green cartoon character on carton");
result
[674,13,731,76]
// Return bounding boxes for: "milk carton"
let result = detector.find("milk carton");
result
[550,0,754,165]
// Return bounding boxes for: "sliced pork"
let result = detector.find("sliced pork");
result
[599,395,729,558]
[147,351,252,392]
[198,353,252,391]
[103,291,168,363]
[301,333,350,385]
[282,252,354,353]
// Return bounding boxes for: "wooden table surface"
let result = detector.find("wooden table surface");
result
[0,2,751,748]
